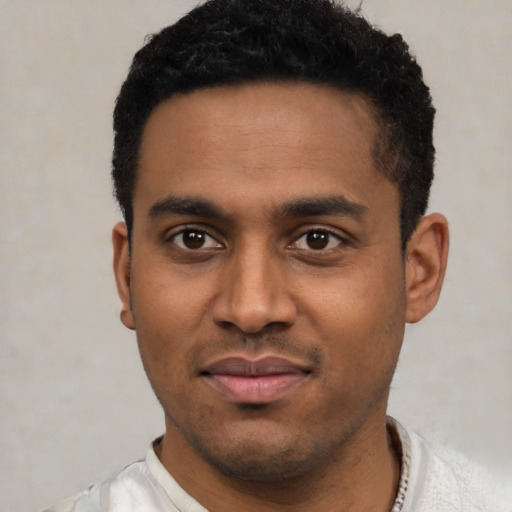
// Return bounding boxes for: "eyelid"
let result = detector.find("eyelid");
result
[289,226,352,250]
[165,224,224,249]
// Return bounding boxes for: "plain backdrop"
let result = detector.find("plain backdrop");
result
[1,1,511,510]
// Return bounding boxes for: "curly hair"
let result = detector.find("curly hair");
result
[113,0,435,247]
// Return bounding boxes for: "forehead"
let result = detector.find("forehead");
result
[134,82,397,218]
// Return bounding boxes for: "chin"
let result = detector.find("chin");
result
[187,426,337,482]
[201,447,319,481]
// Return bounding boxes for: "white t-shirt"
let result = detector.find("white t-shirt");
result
[41,418,512,512]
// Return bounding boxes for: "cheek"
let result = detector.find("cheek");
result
[131,259,214,328]
[130,275,200,370]
[301,261,406,365]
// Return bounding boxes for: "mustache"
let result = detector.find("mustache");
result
[189,332,323,368]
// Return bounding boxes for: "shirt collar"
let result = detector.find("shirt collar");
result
[387,416,412,512]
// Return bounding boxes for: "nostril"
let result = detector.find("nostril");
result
[214,319,242,331]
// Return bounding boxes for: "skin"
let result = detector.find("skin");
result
[113,82,449,511]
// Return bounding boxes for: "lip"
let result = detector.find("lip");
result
[200,356,311,404]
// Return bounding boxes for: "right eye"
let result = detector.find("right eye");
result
[169,229,222,251]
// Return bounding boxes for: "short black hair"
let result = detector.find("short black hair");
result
[113,0,435,247]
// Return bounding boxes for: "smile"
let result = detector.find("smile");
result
[200,356,311,404]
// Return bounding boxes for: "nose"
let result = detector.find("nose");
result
[212,243,297,333]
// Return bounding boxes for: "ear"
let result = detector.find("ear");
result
[112,222,135,330]
[405,213,449,323]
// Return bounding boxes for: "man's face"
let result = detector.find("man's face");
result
[116,82,407,479]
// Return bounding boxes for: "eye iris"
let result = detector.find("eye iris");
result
[306,231,329,250]
[183,230,205,249]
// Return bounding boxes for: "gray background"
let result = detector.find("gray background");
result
[1,1,511,510]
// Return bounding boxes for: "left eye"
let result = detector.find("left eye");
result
[170,229,221,250]
[293,230,344,250]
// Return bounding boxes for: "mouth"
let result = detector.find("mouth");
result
[200,356,312,404]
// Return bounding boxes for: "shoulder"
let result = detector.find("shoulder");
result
[39,458,178,512]
[403,424,512,512]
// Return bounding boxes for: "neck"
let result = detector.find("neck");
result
[156,414,400,512]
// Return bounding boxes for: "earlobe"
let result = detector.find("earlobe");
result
[405,213,449,323]
[112,222,136,330]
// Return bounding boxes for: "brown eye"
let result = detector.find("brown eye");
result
[171,229,221,250]
[292,229,344,251]
[182,230,206,249]
[306,231,330,250]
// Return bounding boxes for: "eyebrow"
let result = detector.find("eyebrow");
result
[148,194,368,221]
[149,196,223,219]
[279,196,369,220]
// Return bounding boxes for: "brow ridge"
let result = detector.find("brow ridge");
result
[148,194,368,221]
[149,196,223,218]
[279,195,369,219]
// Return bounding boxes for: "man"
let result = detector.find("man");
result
[43,0,511,510]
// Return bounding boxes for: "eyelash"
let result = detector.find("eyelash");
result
[166,227,223,251]
[290,228,350,251]
[166,226,350,253]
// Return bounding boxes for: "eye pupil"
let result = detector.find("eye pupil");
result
[306,231,329,250]
[183,230,205,249]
